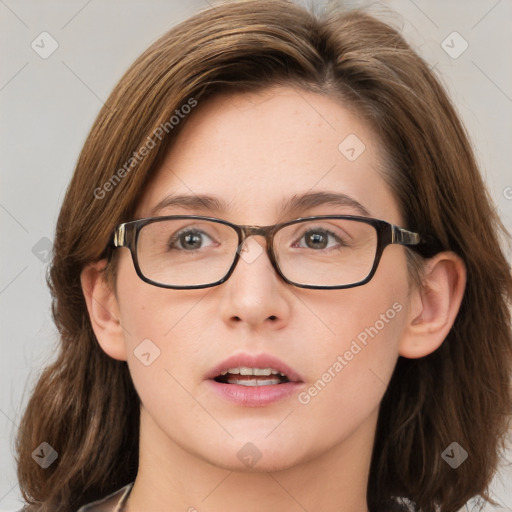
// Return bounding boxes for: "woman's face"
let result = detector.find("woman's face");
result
[113,86,413,471]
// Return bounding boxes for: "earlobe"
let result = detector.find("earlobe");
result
[80,260,127,361]
[399,252,466,359]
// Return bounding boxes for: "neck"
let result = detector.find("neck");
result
[124,407,376,512]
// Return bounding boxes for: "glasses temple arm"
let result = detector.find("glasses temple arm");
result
[112,223,126,248]
[392,225,443,256]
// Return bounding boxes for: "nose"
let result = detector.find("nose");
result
[218,236,292,330]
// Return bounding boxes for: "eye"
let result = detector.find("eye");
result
[295,228,345,250]
[168,229,216,251]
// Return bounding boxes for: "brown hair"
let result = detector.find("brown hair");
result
[16,1,512,511]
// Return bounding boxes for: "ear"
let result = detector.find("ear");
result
[80,260,127,361]
[399,252,466,359]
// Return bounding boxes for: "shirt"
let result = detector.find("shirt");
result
[76,483,133,512]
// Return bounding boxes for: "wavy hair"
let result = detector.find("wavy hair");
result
[16,1,511,511]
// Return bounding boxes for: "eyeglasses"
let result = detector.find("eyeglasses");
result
[110,215,440,290]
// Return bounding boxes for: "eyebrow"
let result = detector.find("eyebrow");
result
[150,191,371,218]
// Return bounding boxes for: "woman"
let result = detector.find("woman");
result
[15,1,511,511]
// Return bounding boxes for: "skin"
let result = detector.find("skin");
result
[82,86,466,512]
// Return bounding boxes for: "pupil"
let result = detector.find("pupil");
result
[306,232,327,249]
[181,232,202,249]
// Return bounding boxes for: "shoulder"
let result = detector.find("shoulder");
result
[76,483,133,512]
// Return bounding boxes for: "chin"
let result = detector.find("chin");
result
[198,439,312,473]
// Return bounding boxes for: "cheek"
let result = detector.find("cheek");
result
[295,247,409,425]
[114,250,209,344]
[113,254,211,396]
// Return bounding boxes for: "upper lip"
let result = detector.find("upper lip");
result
[206,352,303,382]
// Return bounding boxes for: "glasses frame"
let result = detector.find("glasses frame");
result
[110,215,440,290]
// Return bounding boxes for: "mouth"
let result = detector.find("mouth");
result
[206,353,302,385]
[205,353,303,406]
[213,367,291,386]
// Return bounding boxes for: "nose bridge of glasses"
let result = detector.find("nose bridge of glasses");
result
[240,224,272,238]
[236,225,276,260]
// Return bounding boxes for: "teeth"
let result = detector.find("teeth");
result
[227,376,282,386]
[219,367,286,377]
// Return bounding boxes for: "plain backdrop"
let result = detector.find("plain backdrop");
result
[1,1,511,510]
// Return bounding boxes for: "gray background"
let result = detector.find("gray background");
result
[1,1,511,510]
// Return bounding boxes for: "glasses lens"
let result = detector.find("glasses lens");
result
[274,218,378,287]
[137,219,239,286]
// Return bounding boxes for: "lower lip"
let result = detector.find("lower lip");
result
[206,379,304,407]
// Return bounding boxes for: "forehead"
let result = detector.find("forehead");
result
[137,86,402,225]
